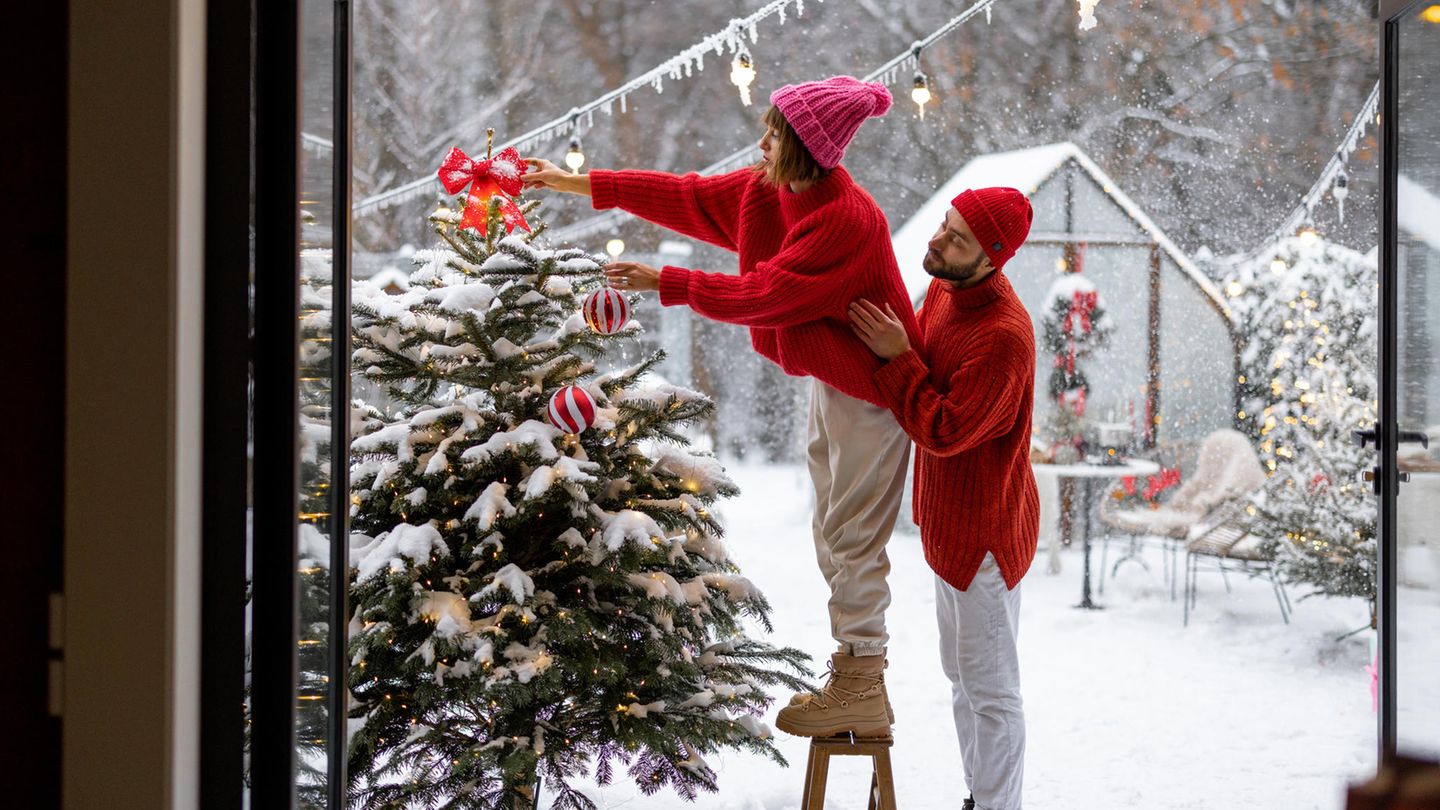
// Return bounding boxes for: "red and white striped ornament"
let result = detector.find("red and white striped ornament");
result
[583,288,630,335]
[546,385,597,434]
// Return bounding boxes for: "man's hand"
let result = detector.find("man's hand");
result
[521,157,592,197]
[848,299,911,360]
[604,261,662,293]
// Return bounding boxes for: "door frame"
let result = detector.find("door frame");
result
[1376,0,1425,763]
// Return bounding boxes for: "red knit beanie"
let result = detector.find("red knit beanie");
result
[769,76,893,169]
[950,187,1033,271]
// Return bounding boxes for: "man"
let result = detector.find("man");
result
[848,187,1039,810]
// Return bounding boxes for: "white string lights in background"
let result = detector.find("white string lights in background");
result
[353,0,821,215]
[1266,81,1380,243]
[1241,79,1378,285]
[549,0,1010,243]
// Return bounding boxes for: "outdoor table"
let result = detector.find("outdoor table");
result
[1033,458,1161,609]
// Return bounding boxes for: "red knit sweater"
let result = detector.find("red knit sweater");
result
[588,166,920,407]
[873,272,1040,591]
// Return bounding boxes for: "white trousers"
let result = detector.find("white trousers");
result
[935,554,1025,810]
[806,379,911,656]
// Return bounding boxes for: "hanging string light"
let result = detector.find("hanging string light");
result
[911,72,931,119]
[565,135,586,173]
[1249,81,1378,260]
[730,49,756,106]
[548,0,1009,244]
[353,0,825,215]
[1332,169,1349,223]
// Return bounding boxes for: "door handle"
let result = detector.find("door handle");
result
[1398,430,1430,448]
[1352,426,1431,450]
[1359,469,1413,490]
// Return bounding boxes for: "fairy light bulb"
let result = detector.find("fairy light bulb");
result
[565,136,585,173]
[606,238,625,258]
[1298,226,1319,247]
[431,203,453,232]
[911,72,932,118]
[1270,257,1288,275]
[730,51,756,106]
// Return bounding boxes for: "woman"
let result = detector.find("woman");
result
[522,76,917,739]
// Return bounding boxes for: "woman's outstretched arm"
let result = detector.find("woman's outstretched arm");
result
[523,158,750,252]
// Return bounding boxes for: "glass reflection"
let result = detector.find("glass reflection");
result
[1395,1,1440,759]
[297,0,339,803]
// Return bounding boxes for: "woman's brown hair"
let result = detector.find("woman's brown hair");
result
[758,105,827,187]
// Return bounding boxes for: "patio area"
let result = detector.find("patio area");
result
[577,463,1379,810]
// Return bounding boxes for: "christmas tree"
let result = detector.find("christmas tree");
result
[1226,233,1377,604]
[342,182,809,809]
[1038,259,1112,462]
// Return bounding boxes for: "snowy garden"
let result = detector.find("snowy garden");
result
[276,0,1440,807]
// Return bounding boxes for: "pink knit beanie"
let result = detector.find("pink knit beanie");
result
[951,187,1033,271]
[769,76,893,169]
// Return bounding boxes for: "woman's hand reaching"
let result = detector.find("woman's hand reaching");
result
[604,261,662,293]
[521,158,592,197]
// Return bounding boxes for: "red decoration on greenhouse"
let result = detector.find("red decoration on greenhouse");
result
[583,288,631,335]
[436,145,531,233]
[547,385,597,434]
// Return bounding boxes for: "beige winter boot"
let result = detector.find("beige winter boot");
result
[787,683,895,724]
[775,653,891,738]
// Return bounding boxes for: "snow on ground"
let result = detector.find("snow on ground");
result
[572,463,1377,810]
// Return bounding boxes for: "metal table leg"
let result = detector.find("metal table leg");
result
[1075,478,1103,610]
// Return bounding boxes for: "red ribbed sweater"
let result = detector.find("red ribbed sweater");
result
[588,166,920,407]
[873,272,1040,590]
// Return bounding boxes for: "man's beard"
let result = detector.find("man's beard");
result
[923,249,984,284]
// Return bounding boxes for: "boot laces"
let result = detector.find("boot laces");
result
[804,662,883,711]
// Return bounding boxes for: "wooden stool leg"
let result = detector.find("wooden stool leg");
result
[802,744,830,810]
[800,744,818,809]
[873,749,897,810]
[868,770,879,810]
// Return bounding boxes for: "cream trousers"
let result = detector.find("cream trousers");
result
[805,379,911,657]
[935,553,1025,810]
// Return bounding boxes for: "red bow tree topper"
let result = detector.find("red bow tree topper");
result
[436,145,531,233]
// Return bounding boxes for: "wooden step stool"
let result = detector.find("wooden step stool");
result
[800,733,896,810]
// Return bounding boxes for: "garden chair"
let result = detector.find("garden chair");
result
[1182,498,1292,627]
[1099,428,1266,599]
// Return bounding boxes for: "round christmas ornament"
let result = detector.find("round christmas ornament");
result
[583,288,630,335]
[547,385,597,434]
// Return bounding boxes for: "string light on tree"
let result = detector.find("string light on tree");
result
[1297,225,1319,247]
[730,49,756,106]
[605,238,625,259]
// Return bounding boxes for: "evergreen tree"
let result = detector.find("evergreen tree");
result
[1227,234,1377,604]
[343,194,809,809]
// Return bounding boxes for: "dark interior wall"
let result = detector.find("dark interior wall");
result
[0,2,67,808]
